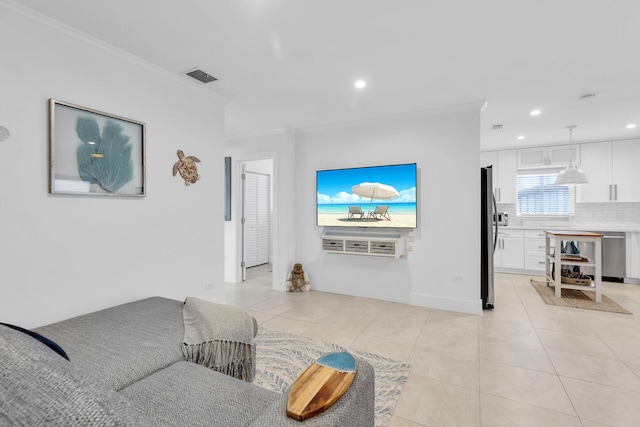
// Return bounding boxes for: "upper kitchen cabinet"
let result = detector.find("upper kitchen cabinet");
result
[517,145,580,169]
[480,149,516,203]
[578,139,640,203]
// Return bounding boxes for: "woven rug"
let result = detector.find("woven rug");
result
[530,279,632,314]
[252,327,411,427]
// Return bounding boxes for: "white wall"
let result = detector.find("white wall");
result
[224,129,296,288]
[0,3,227,327]
[295,106,483,314]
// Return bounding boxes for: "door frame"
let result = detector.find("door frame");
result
[229,152,277,284]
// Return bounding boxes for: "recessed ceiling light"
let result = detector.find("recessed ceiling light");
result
[517,135,525,140]
[626,123,636,129]
[530,110,541,116]
[354,80,366,89]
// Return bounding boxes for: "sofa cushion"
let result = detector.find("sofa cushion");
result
[0,324,149,426]
[0,322,69,360]
[119,361,279,426]
[34,297,186,391]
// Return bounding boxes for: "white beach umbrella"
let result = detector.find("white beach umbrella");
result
[351,182,399,211]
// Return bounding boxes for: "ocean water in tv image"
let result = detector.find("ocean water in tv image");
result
[317,203,416,215]
[316,163,418,228]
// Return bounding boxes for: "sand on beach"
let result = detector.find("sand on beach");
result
[317,213,416,228]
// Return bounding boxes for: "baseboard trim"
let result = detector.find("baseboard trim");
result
[409,293,482,315]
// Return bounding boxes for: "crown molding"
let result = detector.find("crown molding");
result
[225,101,485,139]
[226,127,297,141]
[0,0,227,102]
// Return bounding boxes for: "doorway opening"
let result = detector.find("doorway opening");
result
[245,263,273,281]
[241,160,273,281]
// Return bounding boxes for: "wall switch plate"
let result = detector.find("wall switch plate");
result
[452,276,464,283]
[204,283,214,291]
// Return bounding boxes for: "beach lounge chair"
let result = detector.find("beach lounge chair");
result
[369,205,390,220]
[348,206,364,220]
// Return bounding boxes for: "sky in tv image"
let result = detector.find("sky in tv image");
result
[317,164,416,210]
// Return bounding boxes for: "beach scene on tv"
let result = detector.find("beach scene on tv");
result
[317,163,417,228]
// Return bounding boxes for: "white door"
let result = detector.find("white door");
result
[243,172,270,269]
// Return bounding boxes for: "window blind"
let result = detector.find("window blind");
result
[517,173,574,216]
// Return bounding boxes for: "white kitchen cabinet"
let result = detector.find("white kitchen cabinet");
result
[517,145,580,169]
[612,140,640,202]
[497,150,517,203]
[524,230,547,271]
[578,139,640,203]
[481,150,516,203]
[495,229,524,269]
[578,142,613,203]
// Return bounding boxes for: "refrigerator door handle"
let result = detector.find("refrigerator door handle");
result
[492,195,498,254]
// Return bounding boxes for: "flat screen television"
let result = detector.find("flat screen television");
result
[316,163,417,229]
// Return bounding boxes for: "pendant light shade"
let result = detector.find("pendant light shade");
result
[554,125,589,186]
[554,164,589,185]
[0,126,10,142]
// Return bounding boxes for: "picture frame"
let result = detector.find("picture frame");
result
[49,99,146,197]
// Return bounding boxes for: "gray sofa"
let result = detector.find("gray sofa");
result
[0,296,375,426]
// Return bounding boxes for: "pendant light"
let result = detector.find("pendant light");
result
[554,125,589,185]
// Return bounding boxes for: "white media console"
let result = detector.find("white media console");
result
[320,231,409,258]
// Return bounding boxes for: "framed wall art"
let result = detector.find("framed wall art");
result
[49,99,146,197]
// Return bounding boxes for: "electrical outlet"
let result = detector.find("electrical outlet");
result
[452,276,464,283]
[204,283,214,291]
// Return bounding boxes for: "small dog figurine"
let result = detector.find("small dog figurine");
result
[286,263,310,292]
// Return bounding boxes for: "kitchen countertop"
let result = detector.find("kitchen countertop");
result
[500,225,640,233]
[543,230,605,237]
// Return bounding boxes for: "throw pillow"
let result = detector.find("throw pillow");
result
[0,322,69,360]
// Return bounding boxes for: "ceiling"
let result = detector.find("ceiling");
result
[15,0,640,149]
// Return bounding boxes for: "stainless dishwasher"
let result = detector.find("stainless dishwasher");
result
[580,231,626,282]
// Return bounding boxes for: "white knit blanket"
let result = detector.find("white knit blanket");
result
[181,297,255,382]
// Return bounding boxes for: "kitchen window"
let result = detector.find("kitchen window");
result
[517,173,574,216]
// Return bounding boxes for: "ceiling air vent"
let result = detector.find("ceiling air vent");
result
[491,124,504,130]
[186,69,217,84]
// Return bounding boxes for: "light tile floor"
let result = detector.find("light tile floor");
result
[221,270,640,427]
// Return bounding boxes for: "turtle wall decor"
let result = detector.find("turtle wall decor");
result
[173,150,201,185]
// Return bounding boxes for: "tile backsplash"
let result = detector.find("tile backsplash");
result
[497,202,640,230]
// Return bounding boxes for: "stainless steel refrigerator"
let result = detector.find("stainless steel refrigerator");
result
[481,166,497,309]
